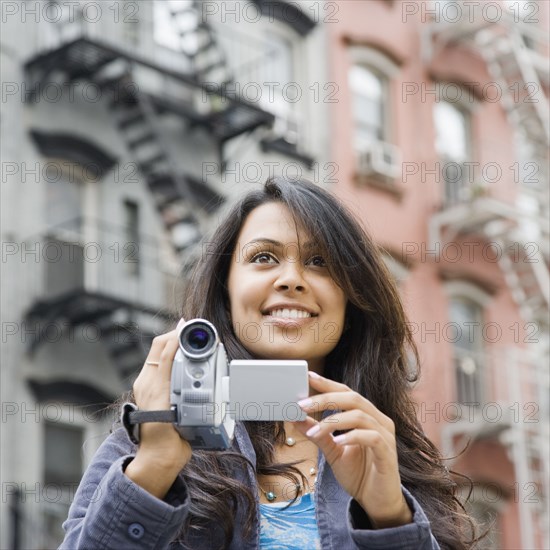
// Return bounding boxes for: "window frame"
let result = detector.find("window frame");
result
[458,484,505,549]
[349,64,388,147]
[432,92,478,205]
[348,46,400,150]
[39,405,109,547]
[445,281,493,406]
[123,198,141,277]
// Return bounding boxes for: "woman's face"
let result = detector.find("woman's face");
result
[227,202,347,371]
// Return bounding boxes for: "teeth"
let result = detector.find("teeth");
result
[268,308,312,319]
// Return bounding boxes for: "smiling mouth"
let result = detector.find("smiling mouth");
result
[264,308,318,320]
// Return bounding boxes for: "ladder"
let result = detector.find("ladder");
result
[94,65,205,255]
[505,348,550,550]
[168,0,233,87]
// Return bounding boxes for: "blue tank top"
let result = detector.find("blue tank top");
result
[259,492,321,549]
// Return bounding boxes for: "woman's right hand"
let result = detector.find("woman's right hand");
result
[124,319,193,498]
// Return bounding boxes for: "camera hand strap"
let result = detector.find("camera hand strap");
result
[121,402,177,445]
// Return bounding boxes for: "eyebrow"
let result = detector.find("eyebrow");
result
[244,238,318,250]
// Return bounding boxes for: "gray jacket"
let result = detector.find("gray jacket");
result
[61,422,441,549]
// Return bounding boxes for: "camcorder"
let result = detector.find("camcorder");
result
[169,318,309,450]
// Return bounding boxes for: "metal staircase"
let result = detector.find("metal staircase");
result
[487,226,549,328]
[20,2,275,392]
[24,288,170,380]
[476,24,549,149]
[425,5,549,548]
[426,4,550,330]
[168,0,233,87]
[441,347,549,549]
[98,66,206,253]
[24,37,273,254]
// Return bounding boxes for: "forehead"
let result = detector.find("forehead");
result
[237,202,310,244]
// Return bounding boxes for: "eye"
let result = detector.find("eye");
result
[251,252,277,264]
[306,255,327,267]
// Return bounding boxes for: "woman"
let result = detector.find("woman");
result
[61,176,476,549]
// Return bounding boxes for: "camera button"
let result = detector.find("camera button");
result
[128,523,145,540]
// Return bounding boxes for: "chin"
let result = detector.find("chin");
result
[253,344,318,363]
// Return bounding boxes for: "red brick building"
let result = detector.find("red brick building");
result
[327,1,549,548]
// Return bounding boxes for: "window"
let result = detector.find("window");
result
[433,100,472,205]
[43,421,84,546]
[468,501,501,549]
[460,485,503,549]
[122,0,140,46]
[449,296,484,404]
[258,28,299,145]
[44,161,85,296]
[124,200,140,276]
[445,280,493,405]
[347,47,401,190]
[264,30,294,85]
[45,163,83,228]
[349,65,386,149]
[348,46,399,148]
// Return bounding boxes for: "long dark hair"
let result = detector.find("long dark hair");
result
[172,176,477,548]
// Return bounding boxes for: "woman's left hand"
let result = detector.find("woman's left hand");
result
[292,372,413,529]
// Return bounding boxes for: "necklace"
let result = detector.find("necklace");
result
[285,435,311,447]
[258,465,318,502]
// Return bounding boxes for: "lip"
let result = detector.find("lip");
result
[262,315,317,327]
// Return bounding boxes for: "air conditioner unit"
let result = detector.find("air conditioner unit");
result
[273,115,298,146]
[358,141,401,182]
[260,93,301,146]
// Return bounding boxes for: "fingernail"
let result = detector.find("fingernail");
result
[177,318,185,330]
[297,398,313,409]
[308,371,321,379]
[306,424,321,437]
[333,434,346,444]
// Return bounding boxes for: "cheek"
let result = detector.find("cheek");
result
[328,285,347,315]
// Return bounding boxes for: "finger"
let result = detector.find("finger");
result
[298,391,395,433]
[333,429,395,471]
[308,371,350,392]
[144,318,185,370]
[291,415,317,435]
[157,331,181,378]
[316,410,391,443]
[145,334,171,365]
[297,419,342,462]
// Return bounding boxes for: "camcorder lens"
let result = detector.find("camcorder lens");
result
[189,328,209,350]
[179,320,218,358]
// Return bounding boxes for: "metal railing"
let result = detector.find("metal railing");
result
[34,2,193,75]
[215,25,307,145]
[19,216,181,312]
[444,345,550,549]
[449,346,547,413]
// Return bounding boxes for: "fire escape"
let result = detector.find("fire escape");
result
[424,4,549,549]
[22,1,275,393]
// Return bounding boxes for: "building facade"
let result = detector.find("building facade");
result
[1,1,327,547]
[1,0,548,549]
[327,1,549,548]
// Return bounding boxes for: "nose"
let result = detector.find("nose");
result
[274,261,308,293]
